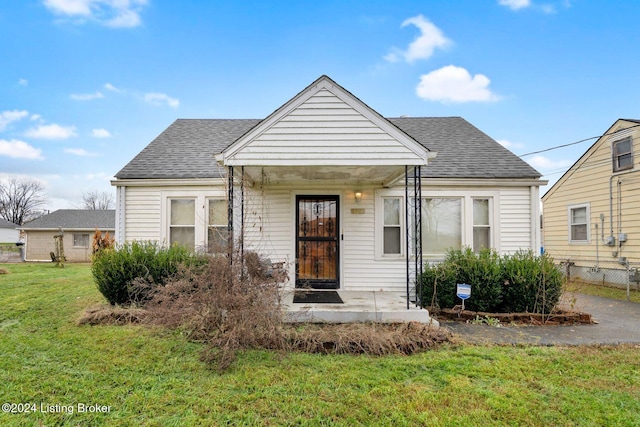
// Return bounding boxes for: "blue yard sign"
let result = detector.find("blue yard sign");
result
[456,283,471,310]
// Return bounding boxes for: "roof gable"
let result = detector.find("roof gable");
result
[542,118,640,201]
[217,75,433,167]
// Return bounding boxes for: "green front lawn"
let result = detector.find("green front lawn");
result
[1,263,639,426]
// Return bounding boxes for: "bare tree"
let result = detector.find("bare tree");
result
[80,189,114,210]
[0,177,48,225]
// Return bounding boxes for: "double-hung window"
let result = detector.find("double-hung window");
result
[473,198,491,252]
[170,199,195,248]
[613,137,633,172]
[568,204,589,243]
[383,198,402,255]
[207,199,229,252]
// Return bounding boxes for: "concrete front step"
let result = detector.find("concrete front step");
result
[281,290,439,325]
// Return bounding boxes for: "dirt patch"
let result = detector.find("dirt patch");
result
[432,307,594,326]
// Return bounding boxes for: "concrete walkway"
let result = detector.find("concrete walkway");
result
[443,292,640,345]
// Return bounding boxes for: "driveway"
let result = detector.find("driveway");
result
[442,292,640,345]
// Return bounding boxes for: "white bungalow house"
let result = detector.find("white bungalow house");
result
[111,75,544,320]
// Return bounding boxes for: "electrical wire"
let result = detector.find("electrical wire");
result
[518,123,640,158]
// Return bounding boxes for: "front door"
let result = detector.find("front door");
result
[296,196,339,289]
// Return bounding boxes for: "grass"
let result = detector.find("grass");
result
[1,263,639,426]
[566,280,640,304]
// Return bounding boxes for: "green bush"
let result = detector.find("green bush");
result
[91,241,206,305]
[419,248,564,314]
[500,251,564,313]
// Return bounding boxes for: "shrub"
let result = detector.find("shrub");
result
[500,251,563,314]
[419,248,564,314]
[91,241,206,305]
[144,251,286,371]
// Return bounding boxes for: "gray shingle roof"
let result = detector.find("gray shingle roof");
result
[115,117,540,180]
[0,218,18,229]
[116,119,260,179]
[388,117,541,179]
[21,210,115,230]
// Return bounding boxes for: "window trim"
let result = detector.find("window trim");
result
[160,189,227,251]
[612,137,633,172]
[568,203,590,244]
[206,197,230,253]
[375,190,499,260]
[375,190,405,260]
[382,197,403,256]
[169,198,196,249]
[472,197,492,253]
[72,233,90,248]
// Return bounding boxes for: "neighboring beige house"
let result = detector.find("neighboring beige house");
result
[20,210,115,262]
[112,75,544,304]
[542,119,640,284]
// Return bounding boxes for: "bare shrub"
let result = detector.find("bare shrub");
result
[141,250,450,371]
[286,322,451,356]
[144,251,287,371]
[78,305,147,326]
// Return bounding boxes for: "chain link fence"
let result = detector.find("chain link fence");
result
[558,258,640,299]
[0,244,23,263]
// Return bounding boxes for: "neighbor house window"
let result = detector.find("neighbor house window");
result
[422,198,462,254]
[207,198,229,252]
[568,204,589,243]
[613,137,633,172]
[383,198,402,255]
[73,233,90,248]
[473,199,491,252]
[170,199,195,248]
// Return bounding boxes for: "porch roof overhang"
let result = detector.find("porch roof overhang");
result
[217,162,436,187]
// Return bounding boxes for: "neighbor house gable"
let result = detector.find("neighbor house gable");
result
[216,75,434,167]
[543,119,640,202]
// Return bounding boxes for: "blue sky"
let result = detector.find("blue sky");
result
[1,0,639,211]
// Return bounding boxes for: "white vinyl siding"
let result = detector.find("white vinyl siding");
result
[226,90,426,166]
[499,187,532,253]
[123,186,162,242]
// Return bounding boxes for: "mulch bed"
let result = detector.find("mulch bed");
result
[432,307,594,326]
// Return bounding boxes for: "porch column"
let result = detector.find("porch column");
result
[227,166,234,263]
[405,165,424,310]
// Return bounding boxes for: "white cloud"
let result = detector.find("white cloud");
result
[19,78,28,86]
[25,124,77,139]
[416,65,500,103]
[385,15,450,63]
[104,82,122,93]
[0,139,43,159]
[70,91,104,101]
[30,114,42,121]
[498,0,531,10]
[497,139,525,150]
[92,128,111,138]
[42,0,148,28]
[0,110,29,132]
[64,148,98,157]
[526,155,573,170]
[144,92,180,108]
